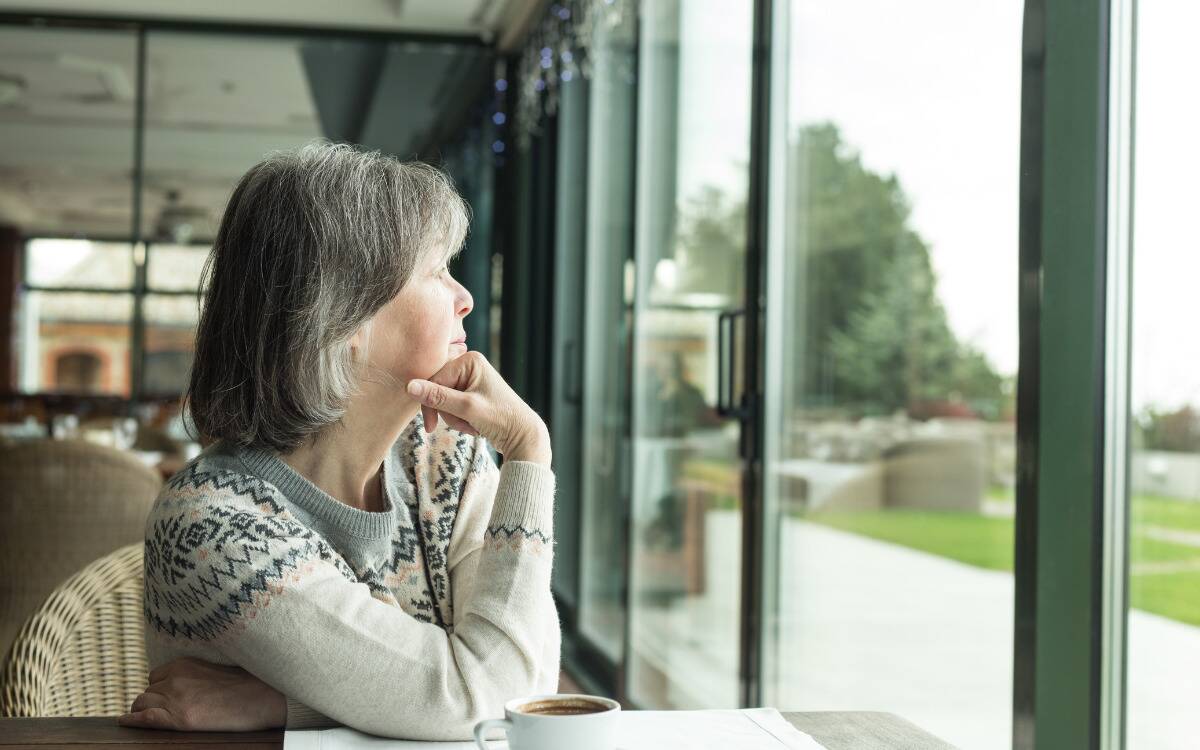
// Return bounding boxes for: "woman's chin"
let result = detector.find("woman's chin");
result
[448,342,468,356]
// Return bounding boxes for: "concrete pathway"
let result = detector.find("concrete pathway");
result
[630,513,1200,749]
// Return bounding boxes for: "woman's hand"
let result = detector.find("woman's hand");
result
[407,351,551,466]
[117,657,286,732]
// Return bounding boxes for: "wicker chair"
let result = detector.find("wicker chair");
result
[0,439,161,672]
[1,544,147,717]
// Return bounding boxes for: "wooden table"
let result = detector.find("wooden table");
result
[0,713,957,749]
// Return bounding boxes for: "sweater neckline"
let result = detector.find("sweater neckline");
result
[238,447,398,540]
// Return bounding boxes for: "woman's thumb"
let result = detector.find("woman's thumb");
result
[407,378,475,423]
[406,379,433,401]
[407,380,444,433]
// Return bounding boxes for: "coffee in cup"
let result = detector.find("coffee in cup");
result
[473,693,620,750]
[515,697,612,716]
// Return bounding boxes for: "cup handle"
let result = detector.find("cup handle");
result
[473,718,513,749]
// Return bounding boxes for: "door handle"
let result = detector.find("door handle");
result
[716,308,746,419]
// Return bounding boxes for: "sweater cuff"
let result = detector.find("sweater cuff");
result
[489,460,555,540]
[285,696,339,730]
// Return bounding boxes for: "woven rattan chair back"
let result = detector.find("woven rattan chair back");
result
[1,543,147,717]
[0,439,160,669]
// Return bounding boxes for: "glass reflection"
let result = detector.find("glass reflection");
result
[578,5,638,664]
[1127,2,1200,747]
[627,0,752,708]
[763,2,1020,747]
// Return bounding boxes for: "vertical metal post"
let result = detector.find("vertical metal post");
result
[129,26,148,402]
[739,0,772,710]
[1015,1,1117,747]
[1100,0,1136,745]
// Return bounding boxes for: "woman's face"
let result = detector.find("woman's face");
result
[361,246,473,386]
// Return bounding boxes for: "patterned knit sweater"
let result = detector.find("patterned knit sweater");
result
[141,416,559,740]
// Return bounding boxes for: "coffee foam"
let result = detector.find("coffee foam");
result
[515,697,612,716]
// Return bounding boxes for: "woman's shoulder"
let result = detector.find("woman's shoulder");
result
[143,449,356,642]
[151,442,291,521]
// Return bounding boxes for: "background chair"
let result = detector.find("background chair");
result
[1,543,147,717]
[0,440,160,673]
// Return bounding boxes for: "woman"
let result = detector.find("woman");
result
[118,142,559,739]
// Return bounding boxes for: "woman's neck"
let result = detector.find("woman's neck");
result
[281,389,421,511]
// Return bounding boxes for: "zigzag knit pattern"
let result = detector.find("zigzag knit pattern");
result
[144,467,359,641]
[142,420,513,644]
[484,524,554,544]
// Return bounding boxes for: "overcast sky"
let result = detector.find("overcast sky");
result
[678,0,1191,412]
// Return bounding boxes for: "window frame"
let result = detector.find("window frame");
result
[19,237,208,398]
[1015,0,1132,748]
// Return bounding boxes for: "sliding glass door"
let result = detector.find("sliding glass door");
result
[1126,2,1200,746]
[577,1,638,672]
[625,0,755,708]
[761,1,1022,747]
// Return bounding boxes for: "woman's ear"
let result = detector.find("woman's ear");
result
[349,320,373,361]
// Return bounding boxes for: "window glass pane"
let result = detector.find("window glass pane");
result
[578,8,638,664]
[0,26,137,238]
[143,294,199,396]
[627,0,752,708]
[25,239,134,289]
[148,244,208,292]
[763,2,1020,747]
[1127,3,1200,746]
[18,291,133,396]
[549,78,588,610]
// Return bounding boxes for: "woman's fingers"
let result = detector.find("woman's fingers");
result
[119,658,284,733]
[118,706,179,730]
[130,691,167,713]
[439,412,479,435]
[420,404,439,433]
[420,404,478,436]
[407,380,477,423]
[407,351,547,460]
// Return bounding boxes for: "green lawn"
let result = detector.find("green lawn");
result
[1133,494,1200,533]
[803,494,1200,627]
[811,510,1015,571]
[1130,571,1200,626]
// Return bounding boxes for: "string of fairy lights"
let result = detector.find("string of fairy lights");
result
[498,0,636,153]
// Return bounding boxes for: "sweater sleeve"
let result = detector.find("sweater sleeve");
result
[446,447,561,696]
[144,460,556,741]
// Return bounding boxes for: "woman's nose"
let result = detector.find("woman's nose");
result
[456,281,474,318]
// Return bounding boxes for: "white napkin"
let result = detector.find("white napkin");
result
[284,708,825,750]
[617,708,825,749]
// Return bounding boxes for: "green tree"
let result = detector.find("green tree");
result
[788,123,1005,416]
[1138,406,1200,452]
[670,122,1007,418]
[828,248,958,410]
[675,184,747,300]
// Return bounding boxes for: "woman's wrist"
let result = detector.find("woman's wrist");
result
[505,424,552,466]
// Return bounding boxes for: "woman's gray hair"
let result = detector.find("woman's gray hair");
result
[186,140,470,452]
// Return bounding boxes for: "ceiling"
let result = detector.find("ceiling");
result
[0,6,504,240]
[0,0,542,40]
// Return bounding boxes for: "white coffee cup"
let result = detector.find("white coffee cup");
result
[472,693,621,750]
